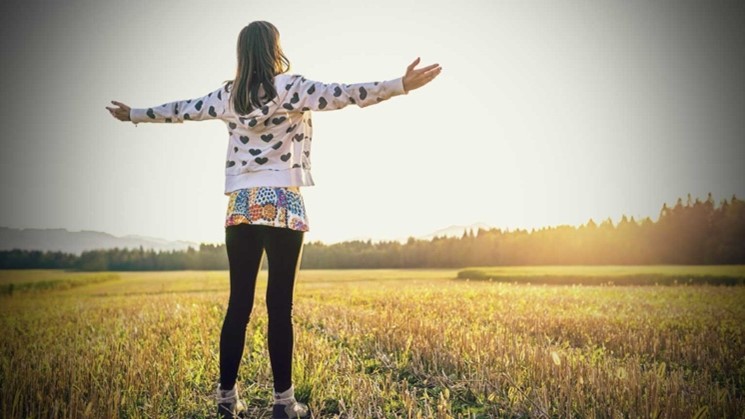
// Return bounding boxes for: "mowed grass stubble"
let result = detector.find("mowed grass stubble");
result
[1,269,743,418]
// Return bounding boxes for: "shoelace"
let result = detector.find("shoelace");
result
[217,387,239,404]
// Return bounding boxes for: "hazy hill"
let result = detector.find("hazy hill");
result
[419,223,493,240]
[0,227,199,255]
[0,223,493,254]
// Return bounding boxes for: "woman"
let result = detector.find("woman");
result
[107,21,441,419]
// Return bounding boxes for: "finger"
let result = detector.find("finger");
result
[417,65,441,77]
[406,57,421,73]
[111,100,127,107]
[414,63,441,74]
[421,66,442,77]
[421,68,441,83]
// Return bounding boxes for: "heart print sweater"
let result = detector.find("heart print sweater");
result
[129,74,407,194]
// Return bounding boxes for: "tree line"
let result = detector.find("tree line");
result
[1,193,742,271]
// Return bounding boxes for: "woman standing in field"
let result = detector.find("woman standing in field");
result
[107,21,441,418]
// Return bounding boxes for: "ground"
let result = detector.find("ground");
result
[1,268,744,418]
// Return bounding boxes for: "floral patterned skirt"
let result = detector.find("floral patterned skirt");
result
[225,186,309,232]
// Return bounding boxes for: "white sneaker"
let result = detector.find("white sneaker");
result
[216,382,247,419]
[272,385,309,418]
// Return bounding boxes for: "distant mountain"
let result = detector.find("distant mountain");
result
[336,223,495,244]
[0,227,199,255]
[0,223,495,255]
[419,223,493,240]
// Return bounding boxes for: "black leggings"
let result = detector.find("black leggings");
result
[220,224,305,393]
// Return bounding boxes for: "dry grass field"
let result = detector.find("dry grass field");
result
[1,268,744,418]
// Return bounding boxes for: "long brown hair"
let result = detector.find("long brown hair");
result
[227,21,290,115]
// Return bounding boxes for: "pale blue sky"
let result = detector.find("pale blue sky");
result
[1,0,743,244]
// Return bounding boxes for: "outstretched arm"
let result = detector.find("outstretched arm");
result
[282,57,441,112]
[106,84,230,125]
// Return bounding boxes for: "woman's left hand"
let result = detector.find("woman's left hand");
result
[402,57,441,93]
[106,100,131,121]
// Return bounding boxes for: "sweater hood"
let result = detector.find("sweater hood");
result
[228,74,300,130]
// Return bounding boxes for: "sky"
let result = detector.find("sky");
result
[1,0,744,245]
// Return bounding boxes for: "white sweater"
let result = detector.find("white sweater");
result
[129,74,407,194]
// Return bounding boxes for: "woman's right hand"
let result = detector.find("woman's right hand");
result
[402,57,442,93]
[106,100,132,122]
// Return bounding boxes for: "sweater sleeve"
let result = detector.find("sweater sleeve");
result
[281,76,407,112]
[129,84,230,125]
